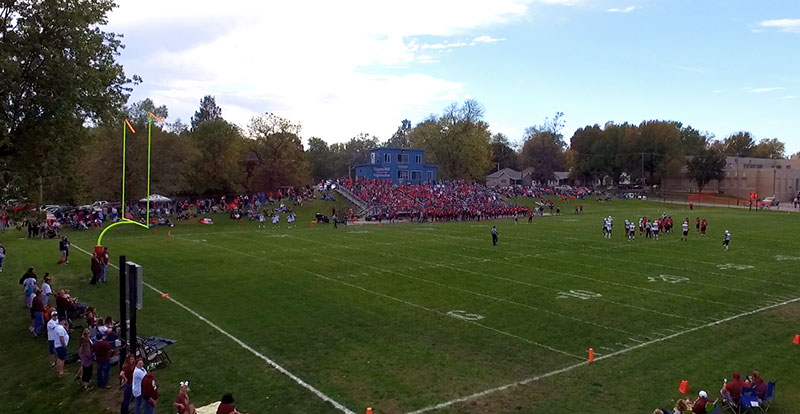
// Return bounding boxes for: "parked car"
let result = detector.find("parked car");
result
[761,197,779,207]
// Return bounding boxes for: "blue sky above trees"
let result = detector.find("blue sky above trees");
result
[107,0,800,153]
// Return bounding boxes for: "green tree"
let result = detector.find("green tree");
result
[79,101,192,202]
[1,0,135,202]
[409,100,492,180]
[243,113,310,191]
[567,124,602,183]
[186,119,243,195]
[191,95,223,129]
[722,131,756,157]
[489,133,518,172]
[385,119,412,148]
[520,112,568,183]
[520,130,566,183]
[307,137,336,182]
[751,138,785,159]
[680,126,710,156]
[636,120,683,185]
[686,146,727,194]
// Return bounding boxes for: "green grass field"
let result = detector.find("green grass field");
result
[1,198,799,414]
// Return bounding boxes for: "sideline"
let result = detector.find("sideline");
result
[71,243,356,414]
[406,294,800,413]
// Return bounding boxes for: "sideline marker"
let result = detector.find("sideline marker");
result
[167,231,172,237]
[793,334,799,345]
[588,348,594,363]
[678,380,690,394]
[160,293,169,298]
[366,408,373,414]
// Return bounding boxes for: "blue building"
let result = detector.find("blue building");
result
[354,147,438,185]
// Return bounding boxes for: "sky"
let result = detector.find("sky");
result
[106,0,800,154]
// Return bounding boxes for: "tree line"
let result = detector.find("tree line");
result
[1,0,792,204]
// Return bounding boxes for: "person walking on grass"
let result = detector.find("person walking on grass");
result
[491,226,498,246]
[681,218,689,241]
[58,236,70,264]
[0,243,6,272]
[723,230,731,251]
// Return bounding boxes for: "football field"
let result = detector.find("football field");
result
[2,198,799,413]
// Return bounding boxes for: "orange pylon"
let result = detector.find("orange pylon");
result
[678,380,690,394]
[588,348,594,363]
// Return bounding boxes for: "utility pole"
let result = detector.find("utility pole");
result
[640,152,645,187]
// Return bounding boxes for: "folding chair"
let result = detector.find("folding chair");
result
[739,387,760,413]
[707,399,724,414]
[135,336,172,371]
[721,390,741,414]
[761,381,776,412]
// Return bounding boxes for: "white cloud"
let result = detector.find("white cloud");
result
[782,95,797,100]
[106,0,544,141]
[472,35,506,43]
[760,18,800,33]
[607,6,635,13]
[749,87,785,93]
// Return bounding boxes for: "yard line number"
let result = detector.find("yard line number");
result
[556,290,601,300]
[648,274,689,284]
[447,310,485,321]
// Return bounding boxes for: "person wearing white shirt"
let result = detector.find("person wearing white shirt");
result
[46,311,59,367]
[41,274,52,306]
[53,319,70,376]
[133,359,147,414]
[681,219,689,241]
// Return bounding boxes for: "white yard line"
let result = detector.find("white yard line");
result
[171,237,584,360]
[350,231,712,322]
[71,244,356,414]
[390,228,769,306]
[406,294,800,414]
[255,233,638,337]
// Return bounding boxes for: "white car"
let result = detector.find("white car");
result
[761,197,779,207]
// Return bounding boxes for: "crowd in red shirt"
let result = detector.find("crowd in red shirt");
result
[342,178,530,221]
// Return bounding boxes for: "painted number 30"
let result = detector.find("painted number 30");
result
[447,310,485,321]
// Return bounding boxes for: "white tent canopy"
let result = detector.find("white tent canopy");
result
[139,194,172,202]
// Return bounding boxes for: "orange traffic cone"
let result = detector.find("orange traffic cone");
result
[588,348,594,363]
[366,408,373,414]
[793,334,800,345]
[678,380,690,394]
[167,231,172,237]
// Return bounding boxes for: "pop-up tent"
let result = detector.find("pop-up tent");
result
[139,194,172,203]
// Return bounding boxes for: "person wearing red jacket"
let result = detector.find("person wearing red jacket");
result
[141,371,159,414]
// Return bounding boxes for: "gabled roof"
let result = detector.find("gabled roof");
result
[553,171,570,180]
[487,168,521,180]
